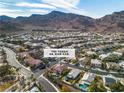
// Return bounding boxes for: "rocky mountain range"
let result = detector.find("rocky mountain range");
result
[0,11,124,33]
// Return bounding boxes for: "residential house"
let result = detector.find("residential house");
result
[119,61,124,69]
[0,42,4,46]
[120,78,124,86]
[24,41,32,46]
[99,54,108,60]
[28,86,40,92]
[91,59,102,68]
[66,69,81,80]
[103,76,117,86]
[50,44,56,48]
[86,51,96,56]
[17,52,30,59]
[113,52,122,57]
[23,55,45,70]
[78,57,86,67]
[31,43,42,49]
[81,72,96,83]
[100,52,122,61]
[76,72,96,91]
[53,64,67,75]
[24,42,42,49]
[106,62,120,70]
[28,59,42,66]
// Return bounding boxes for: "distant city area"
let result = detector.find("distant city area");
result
[0,30,124,92]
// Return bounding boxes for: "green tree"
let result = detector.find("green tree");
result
[103,54,120,62]
[110,82,124,92]
[89,76,107,92]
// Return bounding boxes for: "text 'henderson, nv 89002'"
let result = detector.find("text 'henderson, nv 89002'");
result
[43,49,75,58]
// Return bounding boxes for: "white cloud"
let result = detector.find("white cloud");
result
[0,0,92,17]
[0,8,27,17]
[0,8,22,13]
[42,0,77,9]
[0,1,53,17]
[66,0,80,6]
[0,8,50,17]
[29,9,49,14]
[16,2,56,9]
[41,0,87,15]
[0,13,30,18]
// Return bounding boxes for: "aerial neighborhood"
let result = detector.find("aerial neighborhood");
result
[0,30,124,92]
[0,1,124,91]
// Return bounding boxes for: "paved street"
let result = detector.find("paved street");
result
[3,47,57,92]
[3,47,33,78]
[38,76,57,92]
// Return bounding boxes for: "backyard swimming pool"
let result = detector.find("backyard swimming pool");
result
[79,83,89,91]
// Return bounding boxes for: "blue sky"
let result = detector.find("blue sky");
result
[0,0,124,18]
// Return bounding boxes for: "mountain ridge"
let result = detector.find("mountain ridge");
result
[0,10,124,33]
